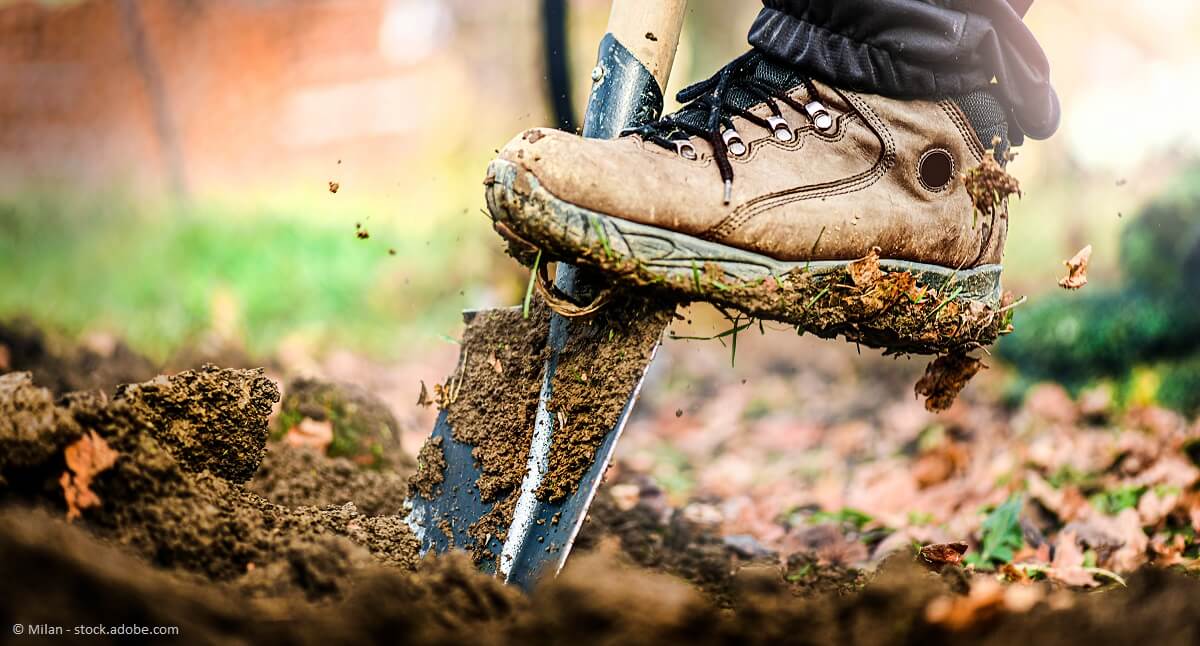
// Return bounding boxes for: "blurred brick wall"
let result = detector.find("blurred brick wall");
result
[0,0,512,195]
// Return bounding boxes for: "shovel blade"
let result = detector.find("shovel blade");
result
[404,299,670,586]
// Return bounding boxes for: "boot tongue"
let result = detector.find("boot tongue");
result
[666,55,806,132]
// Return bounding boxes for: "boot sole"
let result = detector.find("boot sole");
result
[485,158,1008,354]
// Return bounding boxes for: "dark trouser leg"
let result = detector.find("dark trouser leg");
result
[748,0,1059,141]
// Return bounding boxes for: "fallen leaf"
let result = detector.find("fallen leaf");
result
[284,418,334,452]
[1058,245,1091,290]
[998,562,1029,583]
[925,578,1006,631]
[847,247,883,288]
[1047,531,1098,587]
[915,352,985,412]
[609,483,640,512]
[60,431,120,521]
[919,541,968,567]
[417,380,431,407]
[913,442,969,488]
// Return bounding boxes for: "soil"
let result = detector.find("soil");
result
[0,317,157,394]
[3,333,1200,645]
[434,302,549,556]
[274,376,411,469]
[116,364,278,484]
[538,292,673,501]
[0,368,420,601]
[248,442,411,517]
[409,435,445,500]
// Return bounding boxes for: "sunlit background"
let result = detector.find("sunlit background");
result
[1,0,1196,357]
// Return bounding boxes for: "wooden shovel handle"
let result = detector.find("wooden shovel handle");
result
[604,0,688,90]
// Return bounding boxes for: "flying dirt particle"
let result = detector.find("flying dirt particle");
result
[962,151,1020,221]
[675,409,683,418]
[388,248,397,256]
[1058,244,1092,290]
[1116,178,1126,186]
[645,31,657,41]
[914,352,985,412]
[416,380,431,408]
[918,541,968,569]
[337,159,342,165]
[328,181,339,194]
[60,431,119,521]
[355,222,370,240]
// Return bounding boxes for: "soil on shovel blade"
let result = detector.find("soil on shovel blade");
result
[411,292,671,561]
[2,333,1200,645]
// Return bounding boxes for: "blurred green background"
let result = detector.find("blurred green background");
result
[0,0,1197,366]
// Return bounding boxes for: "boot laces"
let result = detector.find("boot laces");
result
[624,51,830,204]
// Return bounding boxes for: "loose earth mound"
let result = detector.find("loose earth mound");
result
[1,346,1198,644]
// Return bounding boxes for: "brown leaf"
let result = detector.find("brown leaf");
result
[913,442,969,488]
[60,431,120,521]
[416,380,432,407]
[915,352,985,412]
[925,578,1006,631]
[1047,531,1098,587]
[919,541,968,567]
[284,417,334,452]
[999,562,1029,583]
[847,247,883,288]
[1058,244,1091,290]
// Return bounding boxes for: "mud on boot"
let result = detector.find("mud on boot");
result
[485,52,1022,355]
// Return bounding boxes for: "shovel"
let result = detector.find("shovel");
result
[405,0,688,589]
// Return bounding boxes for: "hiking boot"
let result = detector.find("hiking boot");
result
[484,51,1020,354]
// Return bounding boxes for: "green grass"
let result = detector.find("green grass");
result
[0,190,498,360]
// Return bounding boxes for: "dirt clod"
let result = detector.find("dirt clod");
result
[409,435,446,499]
[962,150,1021,222]
[116,364,280,484]
[915,352,985,412]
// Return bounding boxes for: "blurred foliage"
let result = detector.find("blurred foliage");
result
[0,190,497,361]
[1000,164,1200,415]
[964,493,1024,571]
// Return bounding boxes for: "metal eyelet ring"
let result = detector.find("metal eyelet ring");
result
[767,115,794,142]
[804,101,834,132]
[674,140,698,160]
[722,128,747,156]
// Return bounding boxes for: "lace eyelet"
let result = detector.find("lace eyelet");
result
[804,101,834,132]
[722,128,747,156]
[673,140,698,160]
[767,115,794,142]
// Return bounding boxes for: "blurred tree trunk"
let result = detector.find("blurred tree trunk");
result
[116,0,188,197]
